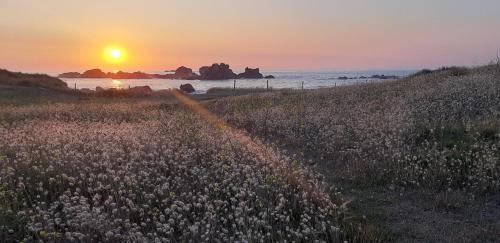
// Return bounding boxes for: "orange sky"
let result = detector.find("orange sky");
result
[1,0,500,73]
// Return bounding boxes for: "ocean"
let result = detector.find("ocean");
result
[61,70,415,94]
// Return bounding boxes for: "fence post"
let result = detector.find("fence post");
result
[301,81,304,90]
[74,83,76,91]
[266,80,269,90]
[233,80,236,95]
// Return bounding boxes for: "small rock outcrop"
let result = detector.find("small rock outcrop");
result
[58,72,81,78]
[237,67,264,79]
[174,66,196,78]
[370,74,398,80]
[155,66,200,79]
[107,71,153,79]
[199,63,237,80]
[180,83,195,93]
[264,75,275,79]
[81,69,107,78]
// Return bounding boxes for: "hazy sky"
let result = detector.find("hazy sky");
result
[1,0,500,72]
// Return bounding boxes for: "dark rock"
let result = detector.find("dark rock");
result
[58,72,81,78]
[71,69,154,79]
[264,75,275,79]
[180,83,195,93]
[155,73,201,80]
[62,64,269,81]
[107,71,153,79]
[155,67,200,79]
[175,66,196,79]
[237,67,264,79]
[95,86,105,92]
[81,69,107,78]
[199,63,237,80]
[338,76,349,80]
[154,73,175,79]
[370,74,398,79]
[359,76,367,79]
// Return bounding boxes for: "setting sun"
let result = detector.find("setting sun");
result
[110,49,121,59]
[103,46,126,64]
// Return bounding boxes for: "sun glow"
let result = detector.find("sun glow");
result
[104,46,127,64]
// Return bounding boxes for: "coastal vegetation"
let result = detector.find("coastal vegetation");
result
[209,64,500,194]
[0,69,68,90]
[0,63,499,242]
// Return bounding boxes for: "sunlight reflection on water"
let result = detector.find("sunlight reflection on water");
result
[111,80,123,89]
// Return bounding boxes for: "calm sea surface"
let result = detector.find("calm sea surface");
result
[62,70,414,94]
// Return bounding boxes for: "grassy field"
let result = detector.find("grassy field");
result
[1,64,499,242]
[205,64,500,242]
[0,89,351,242]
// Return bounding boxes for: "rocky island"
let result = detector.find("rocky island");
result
[58,63,271,80]
[199,63,237,80]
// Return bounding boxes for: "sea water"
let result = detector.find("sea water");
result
[61,70,414,94]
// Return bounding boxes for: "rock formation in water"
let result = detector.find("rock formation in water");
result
[107,71,153,79]
[180,83,195,93]
[370,74,398,80]
[80,69,107,78]
[155,66,200,79]
[199,63,238,80]
[61,64,270,80]
[237,67,264,79]
[264,75,275,79]
[174,66,197,79]
[58,72,81,78]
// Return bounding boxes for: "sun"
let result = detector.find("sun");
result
[103,46,126,64]
[110,49,121,59]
